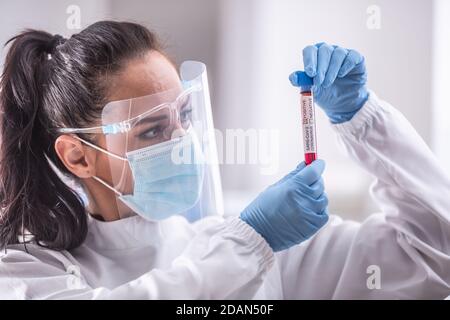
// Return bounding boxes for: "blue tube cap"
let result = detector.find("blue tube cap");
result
[295,71,313,87]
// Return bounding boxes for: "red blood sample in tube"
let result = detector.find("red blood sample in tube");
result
[300,89,317,165]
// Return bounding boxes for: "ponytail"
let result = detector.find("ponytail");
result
[0,22,163,251]
[0,30,87,250]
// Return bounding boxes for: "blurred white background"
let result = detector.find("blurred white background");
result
[1,0,449,221]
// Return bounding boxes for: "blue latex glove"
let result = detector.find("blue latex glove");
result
[240,160,329,252]
[289,43,369,124]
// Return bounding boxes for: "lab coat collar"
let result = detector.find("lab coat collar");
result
[85,213,163,250]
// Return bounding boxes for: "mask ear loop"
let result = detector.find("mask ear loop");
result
[74,135,127,161]
[91,176,123,197]
[72,135,126,197]
[75,101,132,197]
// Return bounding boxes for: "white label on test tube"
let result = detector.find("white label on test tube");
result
[300,93,317,154]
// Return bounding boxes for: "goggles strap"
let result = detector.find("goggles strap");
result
[115,100,132,187]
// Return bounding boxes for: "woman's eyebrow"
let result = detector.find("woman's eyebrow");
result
[134,114,168,126]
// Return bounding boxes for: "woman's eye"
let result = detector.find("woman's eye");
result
[137,126,162,139]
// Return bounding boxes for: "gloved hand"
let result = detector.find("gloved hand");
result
[240,160,329,252]
[289,43,369,124]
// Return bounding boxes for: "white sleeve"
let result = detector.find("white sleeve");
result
[0,218,274,300]
[277,92,450,299]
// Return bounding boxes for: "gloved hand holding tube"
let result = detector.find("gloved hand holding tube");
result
[239,44,354,252]
[289,43,369,124]
[240,160,329,252]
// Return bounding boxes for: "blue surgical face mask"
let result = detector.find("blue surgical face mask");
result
[75,130,205,221]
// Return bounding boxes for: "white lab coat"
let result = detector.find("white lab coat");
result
[1,92,449,299]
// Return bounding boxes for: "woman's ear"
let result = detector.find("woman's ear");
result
[54,135,97,178]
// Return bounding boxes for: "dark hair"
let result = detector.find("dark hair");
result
[0,21,162,251]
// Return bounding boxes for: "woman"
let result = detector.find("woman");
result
[0,21,449,299]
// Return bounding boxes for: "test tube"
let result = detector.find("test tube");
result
[296,72,317,165]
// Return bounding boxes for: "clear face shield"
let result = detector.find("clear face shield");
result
[60,61,223,221]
